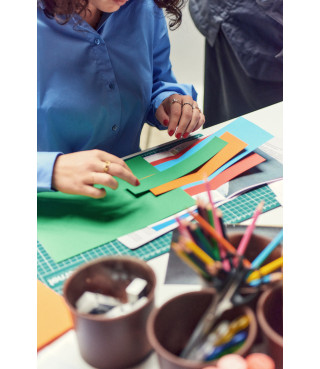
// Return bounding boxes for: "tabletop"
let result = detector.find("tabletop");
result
[37,102,283,369]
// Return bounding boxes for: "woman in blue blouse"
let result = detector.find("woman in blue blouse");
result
[37,0,205,198]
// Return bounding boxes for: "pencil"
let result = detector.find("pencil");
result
[236,201,264,256]
[247,256,283,283]
[248,271,283,287]
[206,204,221,260]
[216,208,228,241]
[172,242,211,279]
[250,229,283,269]
[196,198,209,223]
[189,211,252,268]
[182,237,217,266]
[203,179,230,271]
[215,208,235,269]
[188,223,217,260]
[175,217,191,239]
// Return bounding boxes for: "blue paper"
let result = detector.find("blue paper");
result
[181,117,273,190]
[155,135,214,171]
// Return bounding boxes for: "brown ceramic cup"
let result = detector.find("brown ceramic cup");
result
[256,283,283,369]
[147,289,258,369]
[228,232,282,268]
[202,233,282,291]
[63,256,156,369]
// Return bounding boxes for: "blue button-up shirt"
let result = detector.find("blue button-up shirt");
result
[37,0,197,191]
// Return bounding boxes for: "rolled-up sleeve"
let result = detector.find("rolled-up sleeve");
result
[146,11,197,128]
[37,152,63,192]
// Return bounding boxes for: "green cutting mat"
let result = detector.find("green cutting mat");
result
[37,184,280,294]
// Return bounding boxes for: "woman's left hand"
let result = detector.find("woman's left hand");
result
[155,94,205,139]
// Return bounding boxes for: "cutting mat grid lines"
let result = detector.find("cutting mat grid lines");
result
[37,185,280,294]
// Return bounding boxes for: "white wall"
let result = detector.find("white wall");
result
[140,5,205,150]
[167,5,205,109]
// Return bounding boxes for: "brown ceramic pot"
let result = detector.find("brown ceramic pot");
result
[63,256,156,369]
[256,283,283,369]
[147,289,257,369]
[228,232,282,267]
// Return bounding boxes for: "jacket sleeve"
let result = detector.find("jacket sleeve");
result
[145,8,197,128]
[37,152,62,192]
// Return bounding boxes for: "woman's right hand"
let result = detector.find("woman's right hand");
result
[52,150,140,199]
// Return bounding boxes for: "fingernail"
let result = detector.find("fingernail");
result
[176,133,182,139]
[135,179,140,186]
[183,132,189,138]
[168,130,174,136]
[163,119,169,126]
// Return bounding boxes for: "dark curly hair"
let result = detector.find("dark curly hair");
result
[38,0,186,30]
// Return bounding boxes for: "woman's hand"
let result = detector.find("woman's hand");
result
[52,150,140,199]
[156,94,205,139]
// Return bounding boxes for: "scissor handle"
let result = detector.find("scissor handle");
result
[231,287,260,306]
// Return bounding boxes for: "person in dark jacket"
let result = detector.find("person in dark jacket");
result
[189,0,283,127]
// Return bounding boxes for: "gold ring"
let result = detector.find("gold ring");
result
[170,98,182,106]
[104,160,111,173]
[182,102,193,109]
[193,105,201,112]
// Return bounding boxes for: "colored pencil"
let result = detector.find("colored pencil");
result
[216,208,229,241]
[247,256,283,283]
[248,271,283,287]
[236,201,264,256]
[188,222,217,260]
[183,238,217,266]
[205,203,221,260]
[203,178,230,271]
[172,242,211,279]
[250,229,283,269]
[188,211,252,268]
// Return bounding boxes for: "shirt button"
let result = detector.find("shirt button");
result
[94,38,101,45]
[112,125,118,131]
[108,82,115,90]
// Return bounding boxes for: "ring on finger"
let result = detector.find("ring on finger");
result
[182,102,193,109]
[193,105,201,113]
[104,160,111,174]
[170,98,182,106]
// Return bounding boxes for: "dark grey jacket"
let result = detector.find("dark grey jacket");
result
[189,0,283,81]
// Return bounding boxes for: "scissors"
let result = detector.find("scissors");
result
[180,257,260,359]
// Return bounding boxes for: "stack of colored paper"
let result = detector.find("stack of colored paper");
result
[37,117,276,263]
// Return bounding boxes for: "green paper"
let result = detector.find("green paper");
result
[37,156,195,263]
[127,136,227,195]
[125,155,160,178]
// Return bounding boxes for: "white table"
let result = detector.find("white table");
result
[38,102,283,369]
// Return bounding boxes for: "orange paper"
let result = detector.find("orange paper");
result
[151,132,247,195]
[37,280,74,351]
[185,152,266,196]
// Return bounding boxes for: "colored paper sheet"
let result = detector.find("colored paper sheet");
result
[181,117,274,190]
[37,280,73,351]
[150,132,247,195]
[150,136,207,167]
[127,155,160,178]
[127,136,227,195]
[224,148,283,198]
[154,135,213,171]
[185,152,266,196]
[37,172,195,262]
